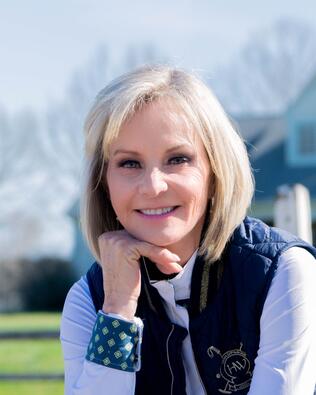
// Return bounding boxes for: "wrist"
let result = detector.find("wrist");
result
[102,300,137,321]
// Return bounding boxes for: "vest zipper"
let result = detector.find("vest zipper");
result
[166,324,207,394]
[166,324,175,395]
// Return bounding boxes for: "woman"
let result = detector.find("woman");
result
[60,66,316,394]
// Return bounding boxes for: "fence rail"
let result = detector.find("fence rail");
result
[0,331,59,339]
[0,373,64,381]
[0,330,63,381]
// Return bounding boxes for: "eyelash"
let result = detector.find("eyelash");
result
[118,156,191,169]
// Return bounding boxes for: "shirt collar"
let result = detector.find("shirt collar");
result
[151,249,198,301]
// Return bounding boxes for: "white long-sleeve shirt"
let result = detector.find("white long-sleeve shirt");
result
[60,247,316,394]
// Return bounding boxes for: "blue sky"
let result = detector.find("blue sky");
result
[1,0,316,114]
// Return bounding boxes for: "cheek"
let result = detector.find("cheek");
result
[181,168,210,199]
[106,173,127,214]
[173,172,209,218]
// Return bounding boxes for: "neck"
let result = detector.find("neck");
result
[163,239,199,268]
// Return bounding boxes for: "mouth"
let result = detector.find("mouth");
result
[136,206,179,216]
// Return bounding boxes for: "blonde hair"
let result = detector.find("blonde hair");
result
[81,65,254,264]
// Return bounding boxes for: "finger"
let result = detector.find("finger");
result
[135,241,180,263]
[135,241,183,274]
[155,261,183,274]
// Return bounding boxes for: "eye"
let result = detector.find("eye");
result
[168,156,191,165]
[118,160,141,169]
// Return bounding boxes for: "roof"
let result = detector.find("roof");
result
[286,71,316,114]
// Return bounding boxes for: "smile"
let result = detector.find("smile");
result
[137,206,178,216]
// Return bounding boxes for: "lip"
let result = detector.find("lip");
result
[136,206,179,218]
[137,205,177,211]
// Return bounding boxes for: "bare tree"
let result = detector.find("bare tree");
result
[212,18,316,115]
[0,107,13,183]
[0,108,42,191]
[43,46,111,182]
[43,44,167,181]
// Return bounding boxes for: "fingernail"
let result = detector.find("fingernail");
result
[172,254,181,262]
[174,263,183,271]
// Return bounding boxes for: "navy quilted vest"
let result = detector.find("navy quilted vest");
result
[86,216,316,394]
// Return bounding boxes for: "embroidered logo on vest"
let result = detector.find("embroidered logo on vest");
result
[207,343,252,393]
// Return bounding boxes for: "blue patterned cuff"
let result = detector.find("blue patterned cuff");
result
[85,311,143,372]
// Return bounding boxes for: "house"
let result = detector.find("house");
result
[235,73,316,244]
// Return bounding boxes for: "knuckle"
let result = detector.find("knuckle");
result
[99,231,143,264]
[125,245,140,261]
[156,247,167,258]
[114,238,127,250]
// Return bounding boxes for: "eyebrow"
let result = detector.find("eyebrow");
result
[113,144,193,157]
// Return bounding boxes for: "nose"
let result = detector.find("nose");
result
[138,168,168,197]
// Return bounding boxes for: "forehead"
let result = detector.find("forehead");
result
[113,99,200,149]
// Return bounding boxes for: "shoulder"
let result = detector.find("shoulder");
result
[232,216,300,246]
[225,218,316,311]
[230,216,316,260]
[63,275,92,308]
[274,247,316,289]
[60,275,97,334]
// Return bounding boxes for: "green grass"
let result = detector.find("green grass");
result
[0,381,64,395]
[0,339,63,373]
[0,312,61,332]
[0,313,64,394]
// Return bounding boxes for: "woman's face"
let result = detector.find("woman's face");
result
[106,100,211,261]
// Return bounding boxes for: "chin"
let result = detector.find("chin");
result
[139,232,183,248]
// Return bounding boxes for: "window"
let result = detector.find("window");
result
[298,122,316,155]
[286,120,316,167]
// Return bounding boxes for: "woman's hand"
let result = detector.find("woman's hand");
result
[98,230,182,320]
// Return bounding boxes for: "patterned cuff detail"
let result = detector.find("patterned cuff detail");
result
[85,311,143,372]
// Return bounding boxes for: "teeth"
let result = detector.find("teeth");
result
[140,207,174,215]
